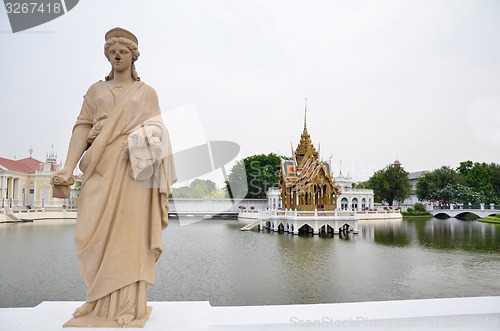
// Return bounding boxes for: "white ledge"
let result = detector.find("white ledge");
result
[1,297,499,330]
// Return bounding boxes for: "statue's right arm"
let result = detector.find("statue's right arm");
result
[54,124,92,182]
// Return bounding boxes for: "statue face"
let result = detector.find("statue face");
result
[131,146,154,169]
[129,145,155,180]
[107,42,133,73]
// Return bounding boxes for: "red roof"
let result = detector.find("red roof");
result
[0,157,43,174]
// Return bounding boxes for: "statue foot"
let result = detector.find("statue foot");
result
[117,313,135,327]
[73,302,96,318]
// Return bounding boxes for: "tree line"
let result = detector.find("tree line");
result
[357,160,500,206]
[173,153,500,207]
[415,161,500,205]
[172,178,226,198]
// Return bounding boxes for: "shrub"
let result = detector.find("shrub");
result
[414,202,427,213]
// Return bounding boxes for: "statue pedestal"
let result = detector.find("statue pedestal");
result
[63,306,152,328]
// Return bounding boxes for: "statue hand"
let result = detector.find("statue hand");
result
[51,167,74,186]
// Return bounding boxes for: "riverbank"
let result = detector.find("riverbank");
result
[0,209,77,223]
[478,215,500,224]
[401,211,433,219]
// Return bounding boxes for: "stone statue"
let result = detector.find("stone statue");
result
[52,27,176,328]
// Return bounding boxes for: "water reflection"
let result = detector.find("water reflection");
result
[370,218,500,252]
[1,217,499,308]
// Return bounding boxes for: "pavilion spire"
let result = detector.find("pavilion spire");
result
[304,97,307,129]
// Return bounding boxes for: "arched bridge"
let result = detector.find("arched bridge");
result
[430,205,499,219]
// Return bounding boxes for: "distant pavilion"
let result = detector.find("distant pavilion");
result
[279,113,341,211]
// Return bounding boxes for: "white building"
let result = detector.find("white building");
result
[334,173,375,210]
[403,170,429,205]
[0,149,77,209]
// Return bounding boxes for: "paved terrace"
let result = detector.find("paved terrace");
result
[1,297,499,330]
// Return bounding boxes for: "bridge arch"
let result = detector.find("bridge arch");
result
[431,208,500,219]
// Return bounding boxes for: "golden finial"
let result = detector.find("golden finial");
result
[304,97,307,129]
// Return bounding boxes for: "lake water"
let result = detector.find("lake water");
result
[1,217,499,308]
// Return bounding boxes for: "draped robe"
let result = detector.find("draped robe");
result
[73,80,175,320]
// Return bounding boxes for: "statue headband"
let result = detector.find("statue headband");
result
[105,27,138,45]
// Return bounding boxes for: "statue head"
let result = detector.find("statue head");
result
[127,135,164,181]
[104,27,141,81]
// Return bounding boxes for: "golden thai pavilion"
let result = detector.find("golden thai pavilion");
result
[279,114,341,211]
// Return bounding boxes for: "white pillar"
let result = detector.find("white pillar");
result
[490,204,495,210]
[14,178,21,206]
[7,177,13,207]
[480,203,485,210]
[0,176,4,209]
[0,175,4,198]
[293,221,298,235]
[313,221,319,235]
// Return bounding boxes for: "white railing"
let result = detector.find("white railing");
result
[340,188,374,193]
[0,207,78,215]
[0,199,75,209]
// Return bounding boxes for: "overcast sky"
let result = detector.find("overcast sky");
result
[1,0,499,186]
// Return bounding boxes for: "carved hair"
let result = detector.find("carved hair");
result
[104,37,141,81]
[122,135,164,161]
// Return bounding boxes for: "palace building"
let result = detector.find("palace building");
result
[0,149,77,209]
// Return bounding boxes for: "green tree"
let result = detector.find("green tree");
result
[369,163,411,206]
[172,179,219,198]
[353,181,371,189]
[203,179,217,195]
[172,186,188,198]
[189,179,210,198]
[435,183,486,205]
[457,161,494,196]
[225,153,284,199]
[489,163,500,202]
[416,166,462,200]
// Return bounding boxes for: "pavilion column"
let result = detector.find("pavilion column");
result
[324,186,328,206]
[324,187,327,206]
